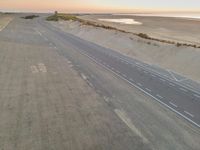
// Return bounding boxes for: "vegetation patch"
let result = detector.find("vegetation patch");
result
[21,15,39,19]
[46,14,79,21]
[47,13,200,49]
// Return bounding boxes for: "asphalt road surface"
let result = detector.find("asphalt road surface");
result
[36,17,200,128]
[0,14,199,149]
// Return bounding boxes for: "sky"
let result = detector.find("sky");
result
[0,0,200,13]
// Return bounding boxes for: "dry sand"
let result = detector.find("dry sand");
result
[51,16,200,82]
[80,14,200,45]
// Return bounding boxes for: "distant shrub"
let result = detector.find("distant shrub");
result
[46,14,78,21]
[46,13,200,49]
[46,15,59,21]
[176,43,182,47]
[137,33,149,39]
[22,15,39,19]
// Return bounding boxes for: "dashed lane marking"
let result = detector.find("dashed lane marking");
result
[194,94,200,98]
[114,109,149,143]
[143,71,148,74]
[184,111,194,118]
[169,101,178,108]
[122,74,127,78]
[81,73,87,80]
[169,83,175,86]
[77,50,200,128]
[156,94,163,99]
[129,78,134,82]
[137,83,143,87]
[145,88,151,92]
[180,88,188,92]
[160,78,166,82]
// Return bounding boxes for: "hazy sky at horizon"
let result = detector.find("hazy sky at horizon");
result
[0,0,200,13]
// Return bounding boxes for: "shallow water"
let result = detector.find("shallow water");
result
[113,13,200,20]
[98,18,142,25]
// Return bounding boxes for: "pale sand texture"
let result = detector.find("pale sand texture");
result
[80,14,200,45]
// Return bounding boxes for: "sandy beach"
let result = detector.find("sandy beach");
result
[79,14,200,45]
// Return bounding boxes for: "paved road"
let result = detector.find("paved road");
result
[0,14,199,149]
[34,17,200,128]
[1,14,156,150]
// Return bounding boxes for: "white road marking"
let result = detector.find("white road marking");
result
[88,82,94,88]
[169,102,178,108]
[0,18,12,31]
[38,63,47,73]
[132,65,135,67]
[137,68,141,71]
[156,94,163,99]
[169,83,175,86]
[184,111,194,118]
[194,94,200,98]
[114,109,149,143]
[54,46,57,49]
[35,29,42,36]
[151,74,156,77]
[178,78,189,82]
[168,70,178,81]
[122,74,127,78]
[81,73,87,80]
[160,78,166,82]
[103,96,109,102]
[180,88,188,92]
[143,71,148,74]
[30,65,39,73]
[78,50,200,128]
[129,78,134,82]
[145,88,151,92]
[116,70,120,73]
[137,83,143,87]
[100,50,200,97]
